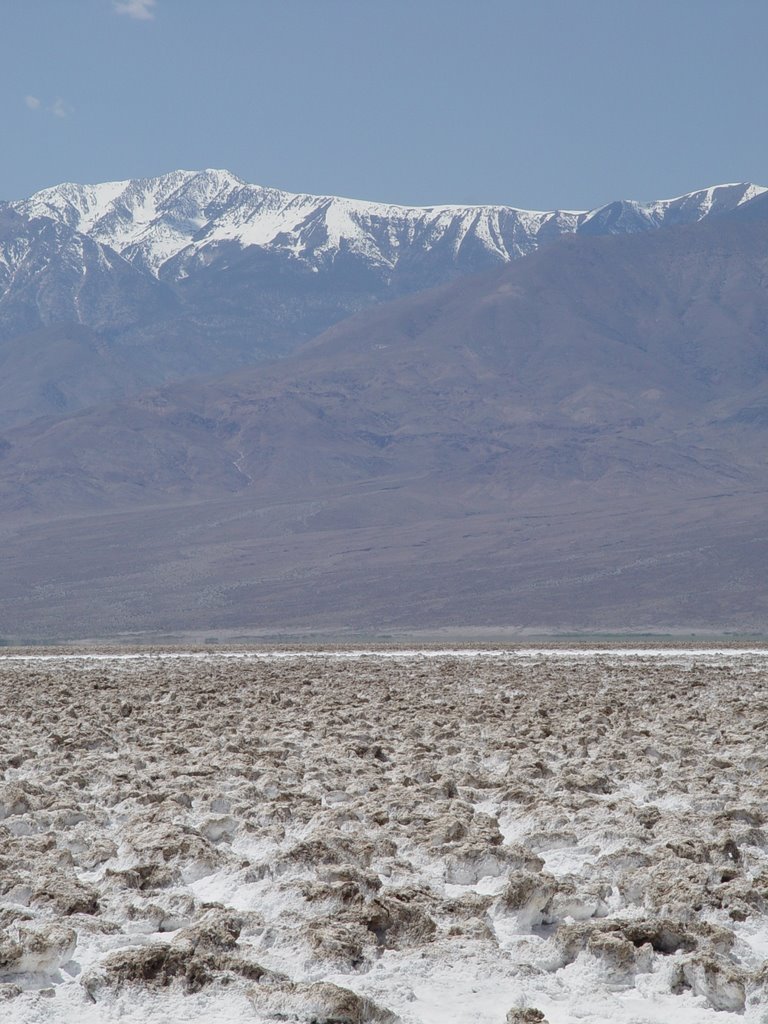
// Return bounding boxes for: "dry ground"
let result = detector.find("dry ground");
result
[1,651,767,1023]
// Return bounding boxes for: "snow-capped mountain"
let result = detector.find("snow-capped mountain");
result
[0,171,766,428]
[12,170,766,281]
[4,203,768,636]
[0,206,172,339]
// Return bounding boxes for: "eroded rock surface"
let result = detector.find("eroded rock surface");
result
[0,648,767,1023]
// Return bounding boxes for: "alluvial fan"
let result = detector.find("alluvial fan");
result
[0,649,767,1023]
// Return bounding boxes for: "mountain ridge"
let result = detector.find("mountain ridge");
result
[11,170,767,280]
[1,209,767,636]
[1,171,765,431]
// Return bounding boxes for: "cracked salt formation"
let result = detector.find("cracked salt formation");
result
[0,650,767,1022]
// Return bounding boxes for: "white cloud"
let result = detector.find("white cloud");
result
[24,94,74,120]
[51,98,74,119]
[113,0,157,19]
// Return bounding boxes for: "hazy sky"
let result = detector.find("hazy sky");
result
[3,0,767,209]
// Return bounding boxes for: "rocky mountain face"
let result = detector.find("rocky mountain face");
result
[14,170,765,280]
[1,199,768,637]
[0,171,764,427]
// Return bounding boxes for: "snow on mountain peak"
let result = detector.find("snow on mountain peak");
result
[12,173,768,281]
[15,169,247,274]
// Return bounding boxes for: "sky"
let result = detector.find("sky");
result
[2,0,767,211]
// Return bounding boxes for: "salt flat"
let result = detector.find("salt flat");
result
[1,651,767,1023]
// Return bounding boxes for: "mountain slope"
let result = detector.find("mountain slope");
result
[0,172,764,429]
[1,208,767,636]
[0,205,174,340]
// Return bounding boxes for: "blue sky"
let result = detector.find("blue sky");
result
[2,0,767,209]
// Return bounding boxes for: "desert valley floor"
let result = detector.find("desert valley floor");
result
[1,648,768,1024]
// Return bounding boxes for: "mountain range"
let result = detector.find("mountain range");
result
[1,173,767,639]
[1,171,764,427]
